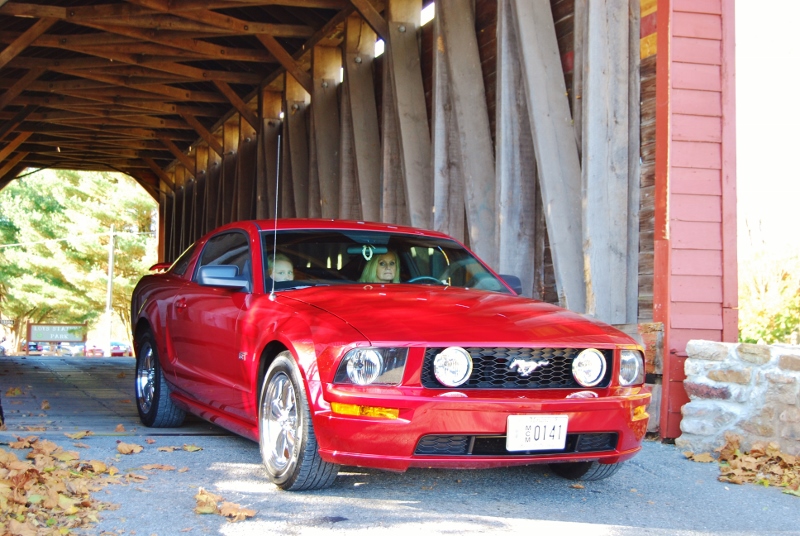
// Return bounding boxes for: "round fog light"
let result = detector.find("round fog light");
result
[572,348,607,387]
[346,349,383,385]
[433,347,473,387]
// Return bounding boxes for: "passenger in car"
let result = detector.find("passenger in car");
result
[359,251,401,283]
[268,253,294,282]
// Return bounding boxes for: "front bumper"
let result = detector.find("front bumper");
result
[312,382,650,471]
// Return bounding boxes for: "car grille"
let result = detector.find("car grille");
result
[420,347,613,389]
[414,433,618,456]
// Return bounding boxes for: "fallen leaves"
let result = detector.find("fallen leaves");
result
[114,424,126,433]
[65,430,93,440]
[116,442,143,455]
[5,386,22,397]
[1,437,119,534]
[686,433,800,497]
[40,400,50,411]
[194,488,256,523]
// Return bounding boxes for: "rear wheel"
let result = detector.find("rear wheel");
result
[258,352,339,491]
[549,461,623,481]
[135,330,185,428]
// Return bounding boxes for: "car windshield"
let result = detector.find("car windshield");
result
[261,230,510,294]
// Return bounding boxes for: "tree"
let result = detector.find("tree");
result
[0,169,158,349]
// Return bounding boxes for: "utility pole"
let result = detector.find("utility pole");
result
[105,225,115,356]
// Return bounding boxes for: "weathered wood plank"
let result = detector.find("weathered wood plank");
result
[343,14,381,222]
[386,0,432,228]
[338,83,360,219]
[673,114,722,143]
[284,74,310,217]
[193,145,208,240]
[494,0,536,294]
[220,119,239,225]
[510,0,585,312]
[627,0,641,324]
[205,141,221,233]
[311,45,342,218]
[582,0,631,322]
[431,9,465,242]
[438,0,497,266]
[236,116,258,221]
[257,89,282,220]
[673,0,722,15]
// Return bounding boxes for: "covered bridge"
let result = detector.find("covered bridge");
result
[0,0,737,438]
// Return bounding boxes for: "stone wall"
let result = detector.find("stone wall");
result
[675,340,800,456]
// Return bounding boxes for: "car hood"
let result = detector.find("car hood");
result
[280,285,634,347]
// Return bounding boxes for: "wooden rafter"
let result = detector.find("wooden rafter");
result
[0,17,57,70]
[256,34,313,93]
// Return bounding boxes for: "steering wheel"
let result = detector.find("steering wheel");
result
[407,276,443,284]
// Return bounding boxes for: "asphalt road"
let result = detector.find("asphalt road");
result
[1,356,798,536]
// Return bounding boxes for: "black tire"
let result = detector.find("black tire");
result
[135,330,185,428]
[549,461,623,481]
[258,352,339,491]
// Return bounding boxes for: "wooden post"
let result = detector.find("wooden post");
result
[237,115,258,221]
[495,0,538,296]
[221,119,239,225]
[510,0,586,313]
[432,9,465,242]
[338,83,361,219]
[280,115,296,218]
[194,145,208,240]
[158,186,167,262]
[174,167,186,253]
[386,0,432,228]
[343,14,382,221]
[258,89,282,219]
[581,0,631,323]
[438,0,497,267]
[285,74,310,218]
[380,50,409,225]
[312,45,342,219]
[627,0,642,323]
[205,138,222,234]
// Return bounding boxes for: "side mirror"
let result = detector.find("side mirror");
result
[197,265,249,290]
[499,274,523,295]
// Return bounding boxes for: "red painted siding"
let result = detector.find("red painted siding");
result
[658,0,736,439]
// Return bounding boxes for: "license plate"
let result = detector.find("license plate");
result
[506,414,568,452]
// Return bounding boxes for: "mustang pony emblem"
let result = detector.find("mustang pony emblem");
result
[508,358,550,377]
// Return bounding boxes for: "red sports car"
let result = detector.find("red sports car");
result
[131,219,650,490]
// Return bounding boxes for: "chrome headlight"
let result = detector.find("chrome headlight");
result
[572,348,607,387]
[619,349,645,386]
[433,347,473,387]
[334,348,408,386]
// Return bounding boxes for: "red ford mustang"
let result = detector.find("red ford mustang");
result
[131,219,650,490]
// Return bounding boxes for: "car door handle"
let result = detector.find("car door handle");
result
[175,298,187,310]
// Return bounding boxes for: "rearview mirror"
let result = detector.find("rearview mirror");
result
[500,274,523,295]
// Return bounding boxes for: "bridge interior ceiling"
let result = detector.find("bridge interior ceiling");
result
[0,0,351,191]
[1,0,648,327]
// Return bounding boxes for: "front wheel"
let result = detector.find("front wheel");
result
[549,461,623,481]
[135,330,185,428]
[258,352,339,491]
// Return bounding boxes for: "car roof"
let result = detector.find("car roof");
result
[211,219,455,240]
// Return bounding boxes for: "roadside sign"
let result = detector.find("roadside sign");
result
[0,319,14,326]
[27,323,87,343]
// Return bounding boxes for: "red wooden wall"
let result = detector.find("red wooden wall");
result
[655,0,737,437]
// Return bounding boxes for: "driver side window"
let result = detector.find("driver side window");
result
[195,232,252,291]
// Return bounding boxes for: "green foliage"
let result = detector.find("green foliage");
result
[739,249,800,345]
[0,169,157,347]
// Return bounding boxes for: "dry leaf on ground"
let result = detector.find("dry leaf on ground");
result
[142,464,176,471]
[219,501,257,522]
[5,386,22,397]
[183,444,203,452]
[115,424,126,432]
[117,442,143,455]
[65,430,93,440]
[40,400,50,410]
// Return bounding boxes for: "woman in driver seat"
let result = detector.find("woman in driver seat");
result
[358,251,401,283]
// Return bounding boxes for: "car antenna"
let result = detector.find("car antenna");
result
[269,134,281,300]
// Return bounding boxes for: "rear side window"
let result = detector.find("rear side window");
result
[170,244,196,276]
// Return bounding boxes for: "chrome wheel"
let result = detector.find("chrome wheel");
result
[261,371,299,474]
[136,343,156,414]
[258,352,339,490]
